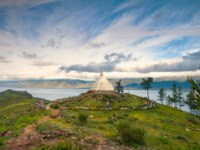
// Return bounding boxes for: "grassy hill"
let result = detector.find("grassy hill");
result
[45,91,200,149]
[0,90,49,149]
[0,89,34,108]
[0,90,200,149]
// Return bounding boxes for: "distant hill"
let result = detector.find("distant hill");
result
[125,81,190,89]
[0,89,38,108]
[0,79,93,89]
[0,79,192,89]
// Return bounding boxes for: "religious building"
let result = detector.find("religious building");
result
[90,71,114,91]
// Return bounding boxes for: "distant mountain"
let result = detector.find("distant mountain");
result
[125,81,190,89]
[0,79,94,89]
[0,79,192,89]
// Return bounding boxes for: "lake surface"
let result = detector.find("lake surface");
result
[0,87,190,112]
[0,87,88,100]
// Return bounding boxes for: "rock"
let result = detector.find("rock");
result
[67,129,73,135]
[185,128,191,132]
[0,131,12,137]
[71,136,77,140]
[84,136,98,144]
[195,128,200,131]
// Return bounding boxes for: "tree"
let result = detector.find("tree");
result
[171,83,178,107]
[186,77,200,114]
[186,90,197,112]
[115,79,124,95]
[177,86,184,110]
[157,88,167,104]
[140,77,153,100]
[166,95,173,106]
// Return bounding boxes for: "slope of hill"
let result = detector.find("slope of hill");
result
[0,90,49,149]
[44,92,200,149]
[0,89,34,108]
[0,90,200,149]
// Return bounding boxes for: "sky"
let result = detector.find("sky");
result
[0,0,200,80]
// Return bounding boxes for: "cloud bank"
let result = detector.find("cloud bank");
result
[59,52,136,73]
[137,50,200,73]
[0,0,200,80]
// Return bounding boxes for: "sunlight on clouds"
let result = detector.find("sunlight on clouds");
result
[0,0,200,80]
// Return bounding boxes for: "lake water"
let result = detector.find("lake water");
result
[0,87,190,112]
[0,87,88,100]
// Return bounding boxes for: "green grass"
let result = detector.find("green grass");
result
[0,90,49,149]
[48,92,200,149]
[63,93,145,109]
[1,90,200,149]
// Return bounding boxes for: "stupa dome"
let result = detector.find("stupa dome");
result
[91,72,114,91]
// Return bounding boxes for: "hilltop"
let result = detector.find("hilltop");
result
[0,89,34,108]
[0,90,200,150]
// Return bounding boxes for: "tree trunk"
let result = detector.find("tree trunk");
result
[147,89,149,100]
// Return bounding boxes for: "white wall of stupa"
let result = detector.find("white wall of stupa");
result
[90,72,114,91]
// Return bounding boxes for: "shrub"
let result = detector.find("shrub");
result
[117,122,145,147]
[36,122,60,134]
[34,141,83,150]
[158,136,169,144]
[36,122,51,133]
[50,104,59,109]
[78,113,88,124]
[176,135,187,141]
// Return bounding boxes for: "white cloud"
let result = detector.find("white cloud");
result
[0,1,200,80]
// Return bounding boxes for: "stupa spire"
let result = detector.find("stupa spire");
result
[100,70,104,77]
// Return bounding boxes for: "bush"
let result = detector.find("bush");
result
[78,113,88,124]
[36,122,60,134]
[34,141,83,150]
[50,104,59,109]
[158,136,169,144]
[117,122,145,147]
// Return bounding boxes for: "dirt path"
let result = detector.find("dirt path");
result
[6,124,41,150]
[5,108,60,150]
[5,108,134,150]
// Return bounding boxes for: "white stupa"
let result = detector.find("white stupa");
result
[91,71,114,91]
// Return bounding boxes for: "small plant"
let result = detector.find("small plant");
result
[50,104,59,109]
[78,113,88,124]
[36,122,60,134]
[34,141,83,150]
[117,122,145,147]
[176,135,187,141]
[158,136,169,144]
[36,122,51,133]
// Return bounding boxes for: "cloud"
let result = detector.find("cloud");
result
[87,42,105,49]
[0,56,9,63]
[31,60,56,66]
[59,52,136,73]
[137,50,200,73]
[41,39,60,48]
[0,0,57,9]
[22,52,38,59]
[0,0,200,80]
[104,52,136,63]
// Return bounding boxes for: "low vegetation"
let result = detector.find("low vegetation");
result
[0,90,200,150]
[117,122,145,147]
